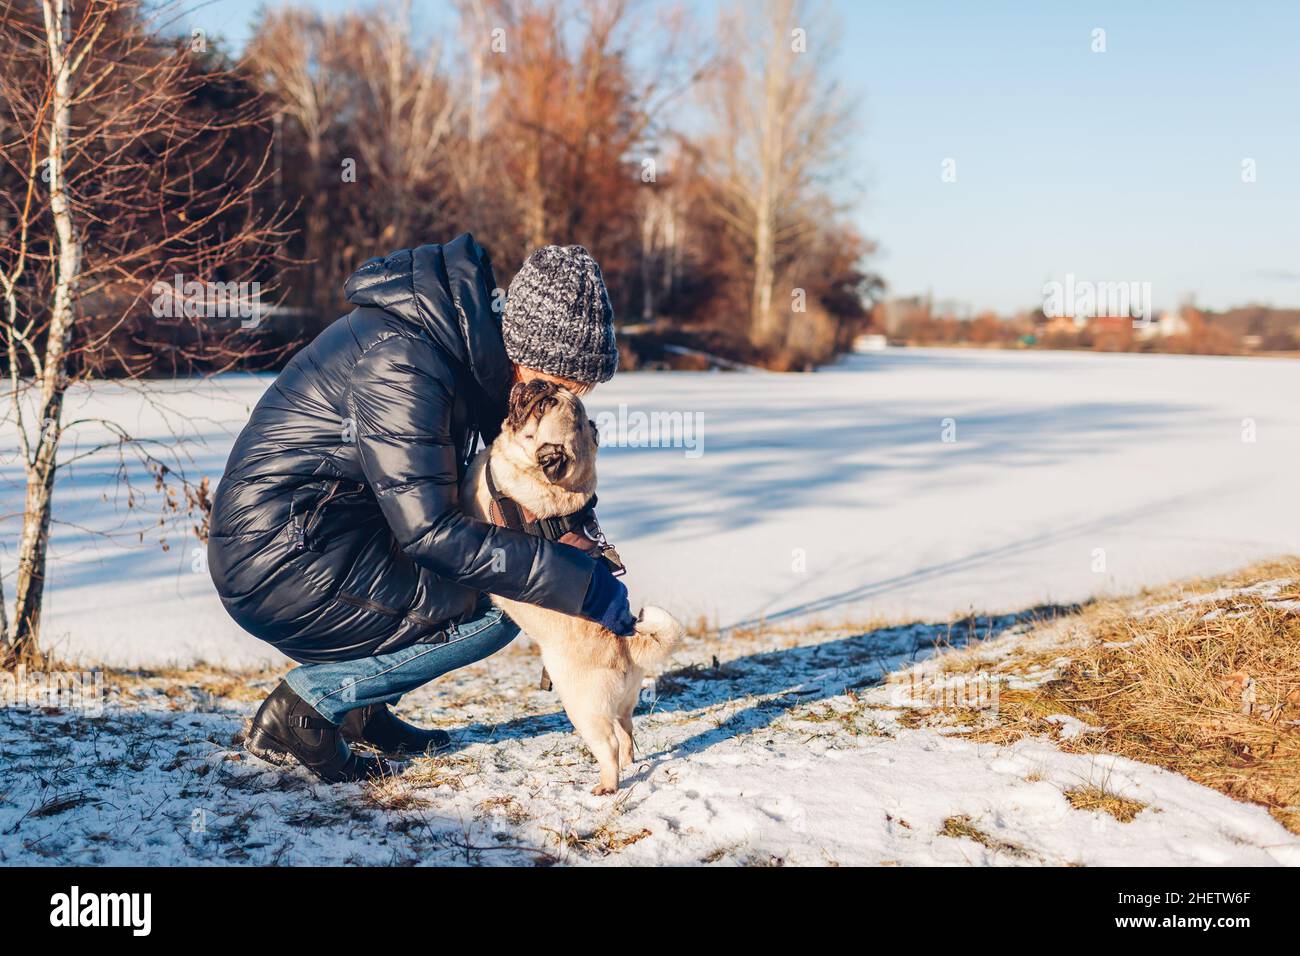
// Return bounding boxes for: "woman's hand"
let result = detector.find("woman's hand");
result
[580,562,637,636]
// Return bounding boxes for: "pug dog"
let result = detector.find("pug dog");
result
[462,380,682,794]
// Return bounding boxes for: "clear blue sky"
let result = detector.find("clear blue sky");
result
[193,0,1300,314]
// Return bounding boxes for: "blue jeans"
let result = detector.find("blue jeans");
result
[284,605,520,724]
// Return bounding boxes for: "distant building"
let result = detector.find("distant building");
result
[1039,312,1084,336]
[872,296,931,337]
[1136,310,1191,340]
[852,333,888,352]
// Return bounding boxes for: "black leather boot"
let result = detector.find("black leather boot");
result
[339,704,451,756]
[245,681,393,783]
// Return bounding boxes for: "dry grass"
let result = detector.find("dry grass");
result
[700,844,741,864]
[1063,785,1147,823]
[542,822,653,857]
[786,690,895,738]
[362,777,436,812]
[946,558,1300,833]
[103,663,283,705]
[398,753,481,791]
[682,613,896,655]
[895,705,990,731]
[939,815,1031,859]
[476,795,531,826]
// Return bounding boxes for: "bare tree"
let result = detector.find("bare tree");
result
[245,7,346,325]
[697,0,852,349]
[243,0,707,323]
[453,0,492,225]
[638,179,682,322]
[247,1,463,315]
[343,0,458,248]
[476,0,703,303]
[0,0,286,664]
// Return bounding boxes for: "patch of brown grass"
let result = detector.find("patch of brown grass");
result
[655,657,734,696]
[685,614,893,646]
[107,663,282,704]
[1064,785,1146,822]
[960,688,1077,744]
[699,844,741,864]
[950,559,1300,833]
[895,705,991,731]
[1148,558,1300,599]
[939,815,1031,859]
[363,777,436,812]
[543,823,653,856]
[476,795,530,825]
[29,790,99,818]
[400,753,480,791]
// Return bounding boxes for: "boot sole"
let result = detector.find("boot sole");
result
[246,726,397,784]
[342,738,453,759]
[244,726,300,767]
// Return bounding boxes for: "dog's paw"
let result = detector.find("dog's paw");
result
[591,782,618,796]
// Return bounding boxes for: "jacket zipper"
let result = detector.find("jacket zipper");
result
[294,480,367,552]
[336,593,402,616]
[336,593,447,631]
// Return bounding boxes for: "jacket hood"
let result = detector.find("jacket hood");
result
[344,234,511,427]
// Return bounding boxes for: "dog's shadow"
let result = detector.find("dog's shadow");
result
[446,602,1082,762]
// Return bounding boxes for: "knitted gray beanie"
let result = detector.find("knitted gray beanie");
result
[502,245,618,384]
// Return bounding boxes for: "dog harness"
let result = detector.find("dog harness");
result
[483,457,627,694]
[483,457,626,578]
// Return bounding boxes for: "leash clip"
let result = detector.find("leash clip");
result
[600,546,627,577]
[583,517,627,577]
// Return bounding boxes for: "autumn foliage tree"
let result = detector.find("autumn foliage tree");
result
[242,0,873,362]
[693,0,856,355]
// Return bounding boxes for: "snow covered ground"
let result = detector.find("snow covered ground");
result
[3,597,1296,866]
[3,347,1298,866]
[5,347,1298,668]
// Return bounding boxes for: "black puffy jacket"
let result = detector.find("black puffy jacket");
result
[208,235,596,663]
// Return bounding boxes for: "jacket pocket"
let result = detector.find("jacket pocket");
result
[290,480,370,552]
[336,593,446,631]
[336,592,403,616]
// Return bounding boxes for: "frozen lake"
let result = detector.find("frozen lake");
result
[6,347,1299,667]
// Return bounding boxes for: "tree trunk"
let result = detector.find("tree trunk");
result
[10,397,62,662]
[749,2,788,349]
[662,201,676,301]
[303,127,328,327]
[12,0,79,663]
[751,201,776,344]
[0,558,9,647]
[640,195,658,321]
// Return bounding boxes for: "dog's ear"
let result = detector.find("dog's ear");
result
[506,382,532,430]
[507,380,559,431]
[536,442,570,481]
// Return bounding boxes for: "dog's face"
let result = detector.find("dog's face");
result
[499,379,598,491]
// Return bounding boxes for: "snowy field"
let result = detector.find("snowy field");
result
[5,346,1298,668]
[3,347,1299,866]
[3,588,1297,866]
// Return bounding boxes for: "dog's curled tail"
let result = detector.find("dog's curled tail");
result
[627,605,682,671]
